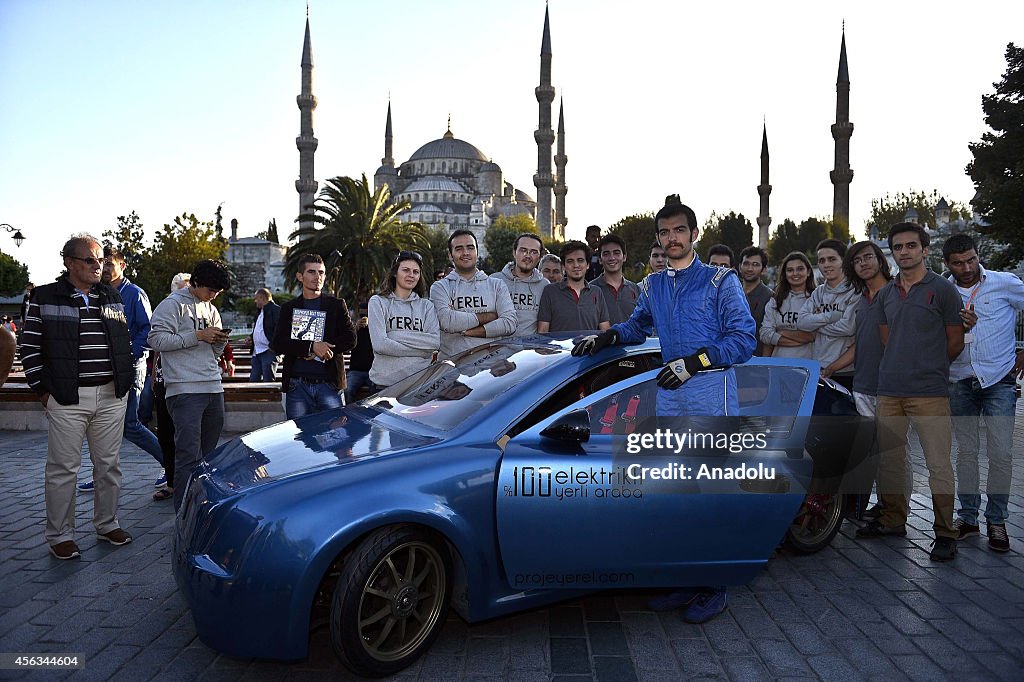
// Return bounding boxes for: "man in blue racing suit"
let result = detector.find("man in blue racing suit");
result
[573,196,756,622]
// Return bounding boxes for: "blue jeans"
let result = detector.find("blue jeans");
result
[950,375,1018,525]
[249,349,279,382]
[286,378,343,419]
[124,359,163,466]
[344,370,377,404]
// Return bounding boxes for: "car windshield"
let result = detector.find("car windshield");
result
[363,343,566,431]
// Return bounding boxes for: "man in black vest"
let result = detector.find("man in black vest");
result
[249,288,281,382]
[20,235,135,560]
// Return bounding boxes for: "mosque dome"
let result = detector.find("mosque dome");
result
[409,129,488,162]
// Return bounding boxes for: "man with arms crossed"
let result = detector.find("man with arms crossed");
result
[272,254,356,419]
[856,223,964,562]
[22,235,135,558]
[574,196,756,622]
[537,241,610,333]
[590,234,639,325]
[430,230,516,358]
[943,234,1024,552]
[492,233,548,336]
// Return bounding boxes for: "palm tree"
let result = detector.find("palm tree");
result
[285,175,428,300]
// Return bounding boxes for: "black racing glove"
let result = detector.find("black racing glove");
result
[571,329,619,357]
[656,348,713,388]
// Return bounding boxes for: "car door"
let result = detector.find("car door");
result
[495,358,819,590]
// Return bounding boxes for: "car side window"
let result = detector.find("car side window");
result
[586,379,659,435]
[506,353,661,439]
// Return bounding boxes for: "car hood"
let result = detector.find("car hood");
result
[204,407,438,493]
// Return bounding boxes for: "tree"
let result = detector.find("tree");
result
[135,212,228,306]
[796,217,833,254]
[767,218,800,266]
[967,43,1024,268]
[483,215,538,271]
[255,218,280,244]
[867,189,970,240]
[608,213,656,271]
[698,211,753,261]
[0,250,30,297]
[287,175,427,300]
[421,225,452,281]
[102,211,146,279]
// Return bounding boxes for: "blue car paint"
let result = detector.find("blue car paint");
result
[174,338,824,660]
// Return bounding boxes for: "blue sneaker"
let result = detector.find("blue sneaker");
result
[682,589,728,624]
[649,589,701,611]
[77,480,95,493]
[154,470,167,489]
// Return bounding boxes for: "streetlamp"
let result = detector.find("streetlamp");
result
[0,224,25,247]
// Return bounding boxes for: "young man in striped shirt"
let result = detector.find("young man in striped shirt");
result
[20,235,136,560]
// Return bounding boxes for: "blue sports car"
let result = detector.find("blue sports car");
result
[174,336,864,676]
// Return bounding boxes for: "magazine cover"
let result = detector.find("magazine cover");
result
[290,308,326,342]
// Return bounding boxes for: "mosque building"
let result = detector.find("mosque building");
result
[294,7,567,251]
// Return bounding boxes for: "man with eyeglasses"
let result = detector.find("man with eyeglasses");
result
[20,234,136,559]
[74,246,166,494]
[272,253,356,420]
[491,233,548,336]
[149,259,233,510]
[431,230,516,359]
[857,222,965,563]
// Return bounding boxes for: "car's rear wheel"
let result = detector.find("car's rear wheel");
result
[785,493,844,554]
[330,526,450,677]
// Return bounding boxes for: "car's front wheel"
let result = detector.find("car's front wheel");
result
[330,525,451,677]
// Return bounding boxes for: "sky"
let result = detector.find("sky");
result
[1,0,1021,284]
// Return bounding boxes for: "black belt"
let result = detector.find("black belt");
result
[293,376,329,385]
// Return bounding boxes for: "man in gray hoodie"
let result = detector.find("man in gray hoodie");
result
[797,239,859,389]
[148,259,231,510]
[431,230,516,359]
[491,233,548,336]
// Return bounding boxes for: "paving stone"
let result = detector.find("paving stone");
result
[777,621,835,656]
[701,616,754,657]
[805,653,866,681]
[667,638,725,679]
[720,656,771,681]
[548,606,586,637]
[593,655,637,682]
[549,638,590,675]
[71,644,143,682]
[890,654,952,682]
[752,638,813,676]
[585,622,628,656]
[463,637,507,674]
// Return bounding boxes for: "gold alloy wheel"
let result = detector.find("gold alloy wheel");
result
[356,540,447,662]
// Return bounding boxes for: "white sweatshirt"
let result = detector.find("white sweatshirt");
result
[368,292,440,387]
[491,263,548,336]
[795,279,859,373]
[430,270,517,359]
[760,290,815,359]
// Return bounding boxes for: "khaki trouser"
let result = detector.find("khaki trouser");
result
[44,382,128,544]
[876,395,956,538]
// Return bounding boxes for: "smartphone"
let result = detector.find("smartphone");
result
[221,328,233,335]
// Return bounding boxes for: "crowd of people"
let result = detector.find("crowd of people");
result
[7,203,1022,627]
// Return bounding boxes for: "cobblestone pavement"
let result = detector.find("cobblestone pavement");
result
[1,405,1022,681]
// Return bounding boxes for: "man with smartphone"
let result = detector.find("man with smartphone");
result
[148,259,232,510]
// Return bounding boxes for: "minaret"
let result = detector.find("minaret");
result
[533,5,555,237]
[756,123,772,248]
[374,100,399,194]
[382,100,394,167]
[553,97,568,239]
[830,27,854,236]
[295,11,318,228]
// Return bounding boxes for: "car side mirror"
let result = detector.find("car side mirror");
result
[540,409,591,443]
